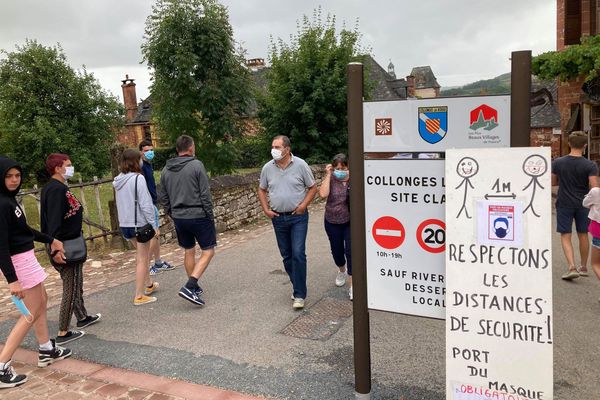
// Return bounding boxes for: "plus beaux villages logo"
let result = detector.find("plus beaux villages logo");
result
[469,104,501,144]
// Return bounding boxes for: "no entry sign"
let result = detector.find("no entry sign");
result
[372,216,405,249]
[416,219,446,253]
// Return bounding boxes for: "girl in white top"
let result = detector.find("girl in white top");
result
[582,184,600,300]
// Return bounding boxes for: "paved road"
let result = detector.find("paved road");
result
[1,203,599,399]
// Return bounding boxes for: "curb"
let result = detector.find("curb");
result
[1,345,268,400]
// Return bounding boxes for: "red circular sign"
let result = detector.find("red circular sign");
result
[416,219,446,253]
[372,216,405,249]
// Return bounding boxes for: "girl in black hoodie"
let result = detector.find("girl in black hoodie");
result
[0,157,72,389]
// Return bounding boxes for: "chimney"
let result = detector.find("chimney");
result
[245,58,266,71]
[406,75,416,97]
[121,75,137,123]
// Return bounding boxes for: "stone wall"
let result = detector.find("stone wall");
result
[158,164,327,240]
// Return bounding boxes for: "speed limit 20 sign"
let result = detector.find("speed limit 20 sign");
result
[416,219,446,253]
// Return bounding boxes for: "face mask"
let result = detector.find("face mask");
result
[144,150,155,161]
[62,166,75,180]
[333,169,348,180]
[271,148,284,161]
[494,227,507,238]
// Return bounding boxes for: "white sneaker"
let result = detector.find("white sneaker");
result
[335,270,347,287]
[292,298,305,309]
[349,286,353,300]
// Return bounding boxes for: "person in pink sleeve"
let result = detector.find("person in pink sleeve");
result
[582,181,600,302]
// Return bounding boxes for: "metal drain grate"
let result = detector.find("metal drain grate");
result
[281,297,353,340]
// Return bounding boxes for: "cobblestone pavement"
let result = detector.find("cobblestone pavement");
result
[0,213,280,399]
[0,217,275,322]
[0,347,266,399]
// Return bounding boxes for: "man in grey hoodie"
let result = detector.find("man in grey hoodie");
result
[159,135,215,306]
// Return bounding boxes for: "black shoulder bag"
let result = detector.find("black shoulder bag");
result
[134,175,156,243]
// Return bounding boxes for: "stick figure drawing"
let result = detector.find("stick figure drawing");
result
[522,154,547,217]
[455,156,479,219]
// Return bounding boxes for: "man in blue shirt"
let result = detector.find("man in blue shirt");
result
[552,131,599,280]
[139,140,175,275]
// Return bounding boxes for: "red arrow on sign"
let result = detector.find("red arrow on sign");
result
[372,216,405,249]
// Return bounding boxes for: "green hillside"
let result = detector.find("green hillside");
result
[441,73,511,96]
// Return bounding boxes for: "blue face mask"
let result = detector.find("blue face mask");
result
[144,150,155,161]
[333,169,348,180]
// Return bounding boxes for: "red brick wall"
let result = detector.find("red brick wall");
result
[116,125,142,149]
[530,127,562,159]
[558,0,565,50]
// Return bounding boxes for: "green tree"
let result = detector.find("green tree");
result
[533,35,600,82]
[0,40,123,183]
[258,9,369,164]
[142,0,253,175]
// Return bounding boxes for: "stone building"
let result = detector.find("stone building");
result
[530,80,562,159]
[410,66,441,98]
[556,0,600,162]
[117,75,160,148]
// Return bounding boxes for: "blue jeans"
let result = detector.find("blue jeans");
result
[324,219,352,275]
[272,212,309,299]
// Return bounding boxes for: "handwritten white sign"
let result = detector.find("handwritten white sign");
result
[445,148,553,400]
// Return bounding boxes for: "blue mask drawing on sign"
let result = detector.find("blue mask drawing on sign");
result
[418,106,448,144]
[493,217,510,238]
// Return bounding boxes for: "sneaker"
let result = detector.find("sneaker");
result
[158,261,175,272]
[178,286,205,306]
[150,261,176,275]
[133,295,157,306]
[0,361,27,388]
[76,314,102,329]
[38,339,72,367]
[292,298,305,309]
[561,269,580,280]
[149,264,162,276]
[144,282,160,295]
[55,330,85,345]
[578,266,589,277]
[349,286,353,300]
[195,284,204,296]
[335,270,347,287]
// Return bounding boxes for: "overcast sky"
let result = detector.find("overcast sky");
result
[0,0,556,102]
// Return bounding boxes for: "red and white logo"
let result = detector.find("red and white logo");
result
[469,104,498,131]
[372,216,405,249]
[375,118,392,136]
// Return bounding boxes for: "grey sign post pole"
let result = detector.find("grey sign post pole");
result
[510,50,532,148]
[347,62,371,399]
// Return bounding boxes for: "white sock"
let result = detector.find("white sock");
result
[39,340,53,351]
[0,361,7,370]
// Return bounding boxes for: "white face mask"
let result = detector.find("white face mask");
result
[62,166,75,180]
[271,148,284,161]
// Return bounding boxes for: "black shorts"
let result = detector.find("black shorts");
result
[556,206,589,233]
[173,217,217,250]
